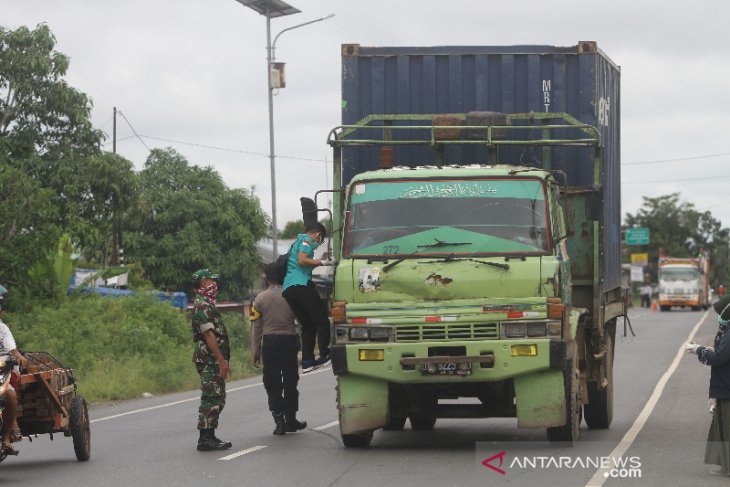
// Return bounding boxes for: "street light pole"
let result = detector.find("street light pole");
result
[234,0,333,258]
[265,10,279,259]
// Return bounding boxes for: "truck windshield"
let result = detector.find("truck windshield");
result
[345,178,549,257]
[660,268,700,281]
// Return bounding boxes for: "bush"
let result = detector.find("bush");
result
[7,294,257,403]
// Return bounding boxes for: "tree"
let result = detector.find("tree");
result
[624,193,730,286]
[0,24,116,293]
[0,24,101,160]
[0,165,59,285]
[125,148,268,299]
[280,220,305,238]
[72,152,138,265]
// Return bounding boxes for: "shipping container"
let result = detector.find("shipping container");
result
[340,42,621,291]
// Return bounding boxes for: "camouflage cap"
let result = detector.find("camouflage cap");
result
[713,295,730,320]
[193,268,220,281]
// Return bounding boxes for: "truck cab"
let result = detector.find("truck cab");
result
[318,113,621,447]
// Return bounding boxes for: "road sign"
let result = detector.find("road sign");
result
[631,253,649,265]
[625,227,650,245]
[630,265,644,282]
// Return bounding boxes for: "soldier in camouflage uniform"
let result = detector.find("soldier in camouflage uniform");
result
[191,268,232,451]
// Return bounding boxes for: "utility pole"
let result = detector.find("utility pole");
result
[113,106,117,154]
[109,107,124,267]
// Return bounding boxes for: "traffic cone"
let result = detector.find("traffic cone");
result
[652,299,657,311]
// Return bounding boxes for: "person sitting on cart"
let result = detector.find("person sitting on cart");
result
[0,284,27,455]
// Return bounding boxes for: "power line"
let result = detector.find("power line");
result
[624,152,730,166]
[117,110,151,151]
[96,116,114,131]
[136,134,328,163]
[102,134,135,146]
[623,174,730,184]
[100,127,728,169]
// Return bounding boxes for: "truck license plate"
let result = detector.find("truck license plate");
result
[422,362,471,376]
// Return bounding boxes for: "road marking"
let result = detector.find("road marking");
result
[584,309,710,487]
[218,445,267,461]
[314,420,339,431]
[90,365,333,423]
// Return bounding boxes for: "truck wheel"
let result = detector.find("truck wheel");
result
[691,306,700,311]
[546,359,580,444]
[584,335,614,429]
[410,417,437,431]
[383,416,407,431]
[660,305,670,312]
[70,396,91,461]
[342,430,373,448]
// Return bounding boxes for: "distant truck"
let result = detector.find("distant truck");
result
[657,255,710,311]
[314,42,621,447]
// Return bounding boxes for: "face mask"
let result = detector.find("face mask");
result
[198,281,218,304]
[311,233,322,249]
[718,315,729,328]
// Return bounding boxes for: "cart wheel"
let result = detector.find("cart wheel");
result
[70,396,91,461]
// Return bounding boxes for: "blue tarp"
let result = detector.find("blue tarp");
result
[70,269,188,310]
[73,287,188,310]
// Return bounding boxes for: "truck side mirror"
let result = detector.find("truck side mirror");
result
[300,197,319,228]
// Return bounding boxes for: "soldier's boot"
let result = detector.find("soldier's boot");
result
[210,430,232,450]
[272,412,286,436]
[284,413,307,432]
[197,428,232,451]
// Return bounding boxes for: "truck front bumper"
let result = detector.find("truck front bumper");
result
[333,339,569,434]
[331,339,566,382]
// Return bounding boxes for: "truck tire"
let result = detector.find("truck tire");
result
[410,417,436,431]
[546,358,580,444]
[584,335,614,429]
[342,430,374,448]
[383,416,407,431]
[70,396,91,461]
[660,305,670,312]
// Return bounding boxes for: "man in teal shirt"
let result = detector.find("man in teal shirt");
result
[283,222,333,371]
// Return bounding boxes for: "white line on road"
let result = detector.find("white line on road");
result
[584,309,710,487]
[314,420,339,431]
[218,445,267,461]
[90,365,333,424]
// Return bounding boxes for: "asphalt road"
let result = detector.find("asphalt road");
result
[1,306,727,487]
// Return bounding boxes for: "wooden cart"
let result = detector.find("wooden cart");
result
[16,352,90,461]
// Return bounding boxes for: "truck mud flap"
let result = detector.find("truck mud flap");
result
[514,370,565,428]
[338,376,388,435]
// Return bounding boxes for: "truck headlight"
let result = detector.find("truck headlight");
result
[527,322,548,337]
[368,327,391,341]
[503,323,527,338]
[349,327,369,340]
[502,320,561,338]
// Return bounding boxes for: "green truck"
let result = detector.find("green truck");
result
[314,44,622,447]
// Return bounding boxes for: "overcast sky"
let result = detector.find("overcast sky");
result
[4,0,730,233]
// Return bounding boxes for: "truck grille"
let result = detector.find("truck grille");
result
[395,323,499,342]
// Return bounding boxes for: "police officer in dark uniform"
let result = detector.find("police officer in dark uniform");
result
[686,295,730,476]
[191,268,232,451]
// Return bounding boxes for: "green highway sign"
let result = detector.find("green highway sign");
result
[625,227,650,245]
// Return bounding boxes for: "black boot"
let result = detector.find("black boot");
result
[211,430,232,449]
[285,413,307,432]
[197,428,232,451]
[272,412,286,435]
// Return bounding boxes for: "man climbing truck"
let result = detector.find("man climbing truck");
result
[320,44,621,447]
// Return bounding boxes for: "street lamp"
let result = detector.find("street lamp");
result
[234,0,334,258]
